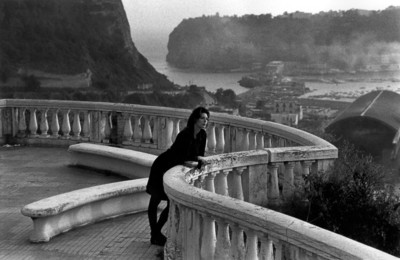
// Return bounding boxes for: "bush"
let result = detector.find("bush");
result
[283,141,400,256]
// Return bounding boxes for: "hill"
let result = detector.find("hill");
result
[0,0,174,91]
[167,7,400,72]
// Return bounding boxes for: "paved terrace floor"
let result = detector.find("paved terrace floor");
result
[0,146,164,260]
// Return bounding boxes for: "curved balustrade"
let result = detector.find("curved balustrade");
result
[0,99,332,156]
[164,160,398,260]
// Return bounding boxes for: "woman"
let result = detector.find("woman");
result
[146,106,210,246]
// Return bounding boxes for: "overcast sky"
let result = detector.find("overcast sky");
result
[123,0,399,34]
[121,0,400,57]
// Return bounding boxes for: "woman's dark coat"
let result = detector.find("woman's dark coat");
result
[146,127,207,200]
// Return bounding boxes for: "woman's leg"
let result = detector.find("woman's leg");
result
[156,199,170,232]
[148,195,161,236]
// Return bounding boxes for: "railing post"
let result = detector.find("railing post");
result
[122,113,133,143]
[171,118,180,143]
[200,213,216,260]
[205,172,217,193]
[215,169,230,196]
[259,235,273,260]
[215,218,231,260]
[265,134,272,148]
[60,109,71,139]
[207,123,216,154]
[268,163,280,205]
[50,109,59,138]
[282,162,295,199]
[81,111,90,140]
[249,130,256,150]
[133,115,142,143]
[151,116,159,147]
[242,129,250,151]
[28,108,38,137]
[231,167,245,201]
[245,230,258,260]
[39,109,49,137]
[165,117,174,148]
[231,224,245,260]
[103,112,111,143]
[142,115,152,143]
[72,110,81,140]
[256,132,264,149]
[216,125,225,153]
[17,107,27,137]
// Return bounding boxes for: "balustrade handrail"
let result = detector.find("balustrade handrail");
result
[164,165,399,260]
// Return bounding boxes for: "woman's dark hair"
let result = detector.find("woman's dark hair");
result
[187,106,210,129]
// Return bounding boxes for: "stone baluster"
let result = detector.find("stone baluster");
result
[299,161,313,188]
[142,115,152,143]
[165,117,174,148]
[249,130,256,150]
[29,108,38,137]
[133,115,142,143]
[205,172,217,193]
[216,125,225,153]
[289,245,301,260]
[207,123,217,154]
[282,162,295,199]
[215,218,231,259]
[122,113,133,142]
[72,111,81,139]
[259,235,274,260]
[185,209,201,259]
[151,116,158,145]
[17,108,27,137]
[176,204,186,259]
[245,230,258,260]
[231,224,245,260]
[265,134,272,148]
[234,128,242,152]
[103,112,111,142]
[232,167,246,200]
[0,108,2,138]
[273,239,283,260]
[81,111,90,140]
[50,109,60,138]
[39,109,49,137]
[171,118,180,143]
[215,169,230,196]
[279,137,286,147]
[268,163,280,205]
[200,213,216,260]
[242,128,250,151]
[166,201,179,256]
[60,109,71,139]
[256,132,264,149]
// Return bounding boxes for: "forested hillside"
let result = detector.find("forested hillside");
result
[167,7,400,71]
[0,0,173,91]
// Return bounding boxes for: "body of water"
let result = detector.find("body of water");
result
[148,58,248,94]
[147,55,400,101]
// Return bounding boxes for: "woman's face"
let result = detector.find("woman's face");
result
[195,112,209,131]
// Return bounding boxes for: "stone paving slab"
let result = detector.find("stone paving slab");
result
[0,146,164,260]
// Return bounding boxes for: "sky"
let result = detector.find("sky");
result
[121,0,400,58]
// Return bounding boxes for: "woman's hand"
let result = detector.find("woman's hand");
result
[184,161,199,168]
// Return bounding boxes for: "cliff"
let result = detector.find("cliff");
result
[0,0,173,90]
[167,8,400,72]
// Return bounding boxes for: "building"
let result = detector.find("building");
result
[326,90,400,168]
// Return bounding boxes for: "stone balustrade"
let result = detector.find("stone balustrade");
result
[164,161,398,260]
[8,99,394,258]
[0,99,330,156]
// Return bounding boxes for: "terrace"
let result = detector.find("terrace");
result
[0,99,396,259]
